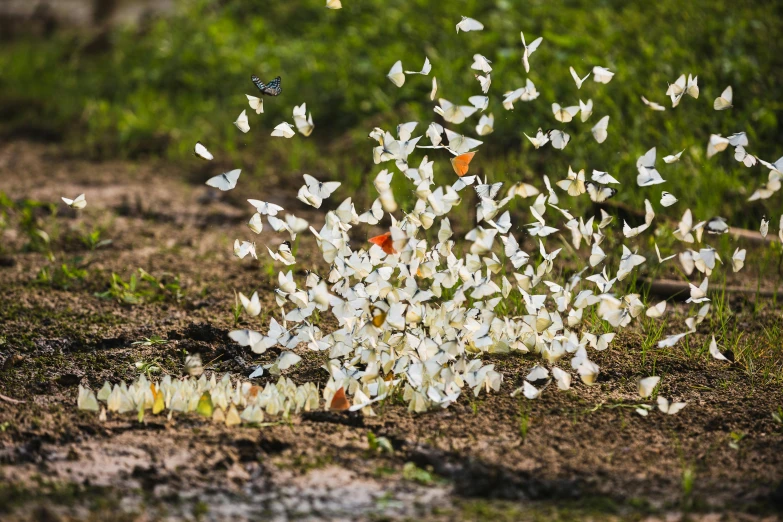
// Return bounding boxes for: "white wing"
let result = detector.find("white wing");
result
[206,169,241,191]
[271,122,295,138]
[234,109,250,133]
[713,86,733,110]
[246,94,264,114]
[194,141,213,160]
[591,116,609,144]
[387,60,405,87]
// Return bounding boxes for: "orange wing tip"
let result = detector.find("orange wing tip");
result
[368,231,397,255]
[329,387,351,411]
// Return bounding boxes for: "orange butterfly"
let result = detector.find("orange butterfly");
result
[368,231,396,255]
[450,151,476,177]
[329,387,351,411]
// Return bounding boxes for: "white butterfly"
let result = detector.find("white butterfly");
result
[525,128,550,149]
[591,115,609,143]
[62,194,86,209]
[268,242,296,266]
[706,134,730,158]
[293,103,315,136]
[303,174,341,200]
[549,130,570,150]
[657,396,687,415]
[234,240,257,260]
[358,198,384,225]
[229,329,265,352]
[325,0,342,8]
[686,277,710,304]
[663,150,684,163]
[655,242,675,263]
[430,77,438,100]
[77,385,99,412]
[569,66,590,89]
[248,200,284,216]
[586,182,616,203]
[666,74,699,107]
[248,213,263,234]
[592,170,619,184]
[245,94,264,114]
[589,243,606,267]
[404,57,431,75]
[521,32,543,73]
[660,191,678,207]
[552,367,571,391]
[445,129,483,155]
[471,54,492,73]
[238,291,261,316]
[641,96,666,111]
[456,16,484,33]
[206,169,241,191]
[592,66,614,84]
[468,95,489,112]
[578,359,600,385]
[731,247,746,273]
[476,113,494,136]
[271,122,295,138]
[638,376,660,398]
[579,99,593,122]
[734,146,757,167]
[387,60,405,87]
[234,109,250,133]
[658,333,687,348]
[645,301,667,318]
[552,103,580,123]
[617,245,646,281]
[556,166,586,196]
[708,336,729,362]
[194,141,213,160]
[435,98,477,124]
[713,86,733,110]
[760,217,769,238]
[475,73,491,94]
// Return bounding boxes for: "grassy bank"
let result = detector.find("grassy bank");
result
[0,0,781,225]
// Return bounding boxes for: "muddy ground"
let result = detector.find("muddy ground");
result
[0,140,782,521]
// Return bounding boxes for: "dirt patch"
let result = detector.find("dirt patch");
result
[1,141,782,520]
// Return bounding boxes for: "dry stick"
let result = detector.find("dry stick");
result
[642,279,782,300]
[0,393,25,404]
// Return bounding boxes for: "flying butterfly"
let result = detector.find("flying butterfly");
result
[451,151,476,177]
[251,75,282,96]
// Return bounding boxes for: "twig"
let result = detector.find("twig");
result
[0,393,25,404]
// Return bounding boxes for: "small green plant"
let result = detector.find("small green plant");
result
[518,403,530,442]
[96,272,143,304]
[681,465,695,506]
[728,431,746,450]
[35,261,88,289]
[80,227,112,251]
[402,462,438,485]
[96,269,184,304]
[231,291,243,325]
[772,407,783,428]
[132,335,169,347]
[366,431,394,455]
[134,359,162,377]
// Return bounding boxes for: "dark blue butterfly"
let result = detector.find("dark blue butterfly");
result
[251,75,282,96]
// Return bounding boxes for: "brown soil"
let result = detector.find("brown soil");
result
[0,141,782,521]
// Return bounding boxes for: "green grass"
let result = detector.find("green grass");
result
[0,0,781,227]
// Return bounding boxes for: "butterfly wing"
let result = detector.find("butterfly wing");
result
[251,75,282,96]
[451,152,475,177]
